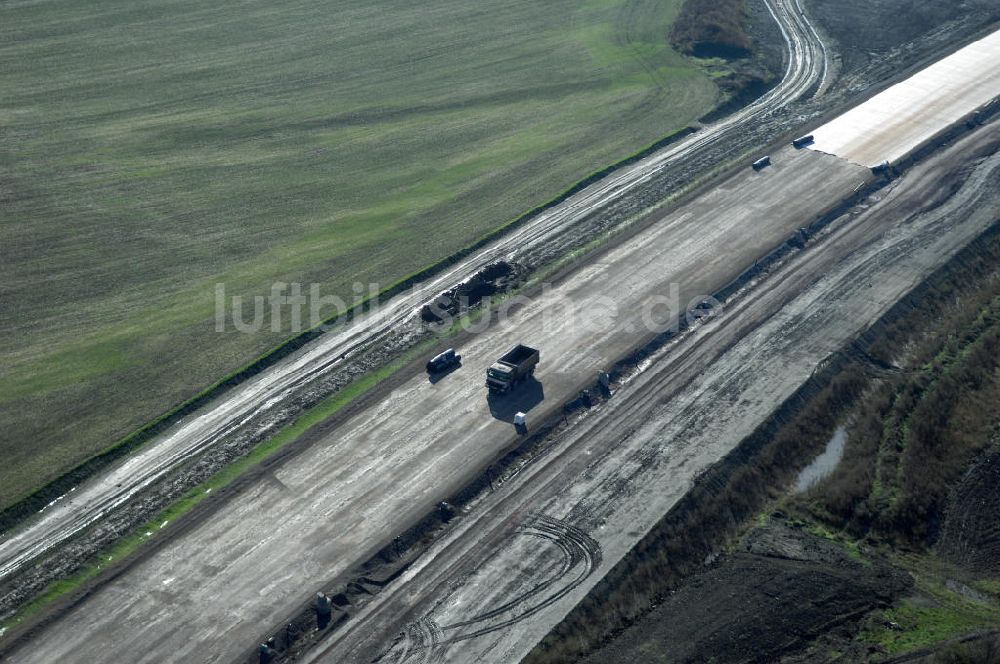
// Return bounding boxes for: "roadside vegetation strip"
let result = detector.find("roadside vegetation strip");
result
[0,0,718,509]
[0,352,414,634]
[526,222,1000,663]
[862,558,1000,656]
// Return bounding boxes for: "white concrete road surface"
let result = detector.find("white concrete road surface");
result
[809,28,1000,166]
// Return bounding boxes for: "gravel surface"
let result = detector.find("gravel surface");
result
[303,119,1000,664]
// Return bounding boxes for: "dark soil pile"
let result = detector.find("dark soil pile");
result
[582,521,909,664]
[671,0,752,58]
[937,442,1000,578]
[809,0,1000,73]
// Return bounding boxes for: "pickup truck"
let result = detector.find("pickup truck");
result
[486,344,539,394]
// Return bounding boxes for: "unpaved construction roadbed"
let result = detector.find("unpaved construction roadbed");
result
[534,194,1000,664]
[308,119,1000,664]
[4,8,1000,663]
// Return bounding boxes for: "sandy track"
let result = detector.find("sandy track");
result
[309,119,1000,664]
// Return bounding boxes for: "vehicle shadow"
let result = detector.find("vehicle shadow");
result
[427,362,462,384]
[486,378,545,423]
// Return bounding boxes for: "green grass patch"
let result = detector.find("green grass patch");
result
[798,521,868,564]
[0,352,408,633]
[0,0,719,509]
[861,553,1000,655]
[971,579,1000,597]
[863,596,1000,654]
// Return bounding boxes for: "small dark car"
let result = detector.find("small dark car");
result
[426,348,461,374]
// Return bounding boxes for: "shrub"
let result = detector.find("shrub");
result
[670,0,752,58]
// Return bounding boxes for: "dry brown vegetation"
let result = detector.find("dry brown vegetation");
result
[796,243,1000,548]
[525,359,869,663]
[670,0,753,58]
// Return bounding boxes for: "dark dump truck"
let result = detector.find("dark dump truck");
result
[486,344,539,394]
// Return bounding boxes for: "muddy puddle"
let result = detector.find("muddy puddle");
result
[795,426,847,493]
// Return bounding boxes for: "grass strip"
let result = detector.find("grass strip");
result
[0,123,698,532]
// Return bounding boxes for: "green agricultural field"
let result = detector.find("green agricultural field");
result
[0,0,719,508]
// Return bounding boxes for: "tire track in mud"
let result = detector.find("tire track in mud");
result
[377,618,446,664]
[375,514,602,662]
[444,515,602,632]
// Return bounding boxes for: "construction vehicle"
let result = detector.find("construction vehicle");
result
[871,160,891,175]
[426,348,461,374]
[486,344,539,394]
[752,156,771,171]
[792,134,814,148]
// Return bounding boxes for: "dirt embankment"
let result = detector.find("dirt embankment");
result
[526,214,1000,663]
[583,522,910,664]
[937,441,1000,579]
[672,0,782,122]
[808,0,1000,75]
